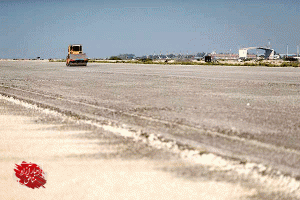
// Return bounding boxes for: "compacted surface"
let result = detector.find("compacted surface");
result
[1,61,300,199]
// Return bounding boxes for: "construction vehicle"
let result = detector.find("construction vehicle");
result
[66,44,88,66]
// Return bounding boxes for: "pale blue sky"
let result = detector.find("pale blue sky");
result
[1,0,299,58]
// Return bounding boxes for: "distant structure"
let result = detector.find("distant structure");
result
[239,47,275,60]
[211,53,239,60]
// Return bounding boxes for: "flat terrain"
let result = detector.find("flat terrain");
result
[1,61,300,198]
[2,96,261,199]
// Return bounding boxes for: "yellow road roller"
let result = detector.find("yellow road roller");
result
[66,44,88,66]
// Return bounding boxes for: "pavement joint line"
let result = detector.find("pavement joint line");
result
[1,93,300,197]
[1,85,300,157]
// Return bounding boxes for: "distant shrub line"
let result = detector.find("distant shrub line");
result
[51,59,299,67]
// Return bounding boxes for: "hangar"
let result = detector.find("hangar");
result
[239,47,275,60]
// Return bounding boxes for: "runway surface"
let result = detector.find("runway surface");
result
[1,61,300,199]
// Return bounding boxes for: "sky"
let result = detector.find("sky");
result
[1,0,299,59]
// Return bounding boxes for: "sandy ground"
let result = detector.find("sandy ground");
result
[0,99,256,200]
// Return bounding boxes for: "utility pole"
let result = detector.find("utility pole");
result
[286,44,289,58]
[297,45,299,57]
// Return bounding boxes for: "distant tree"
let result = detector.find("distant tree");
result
[109,56,121,60]
[196,52,206,57]
[138,58,152,62]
